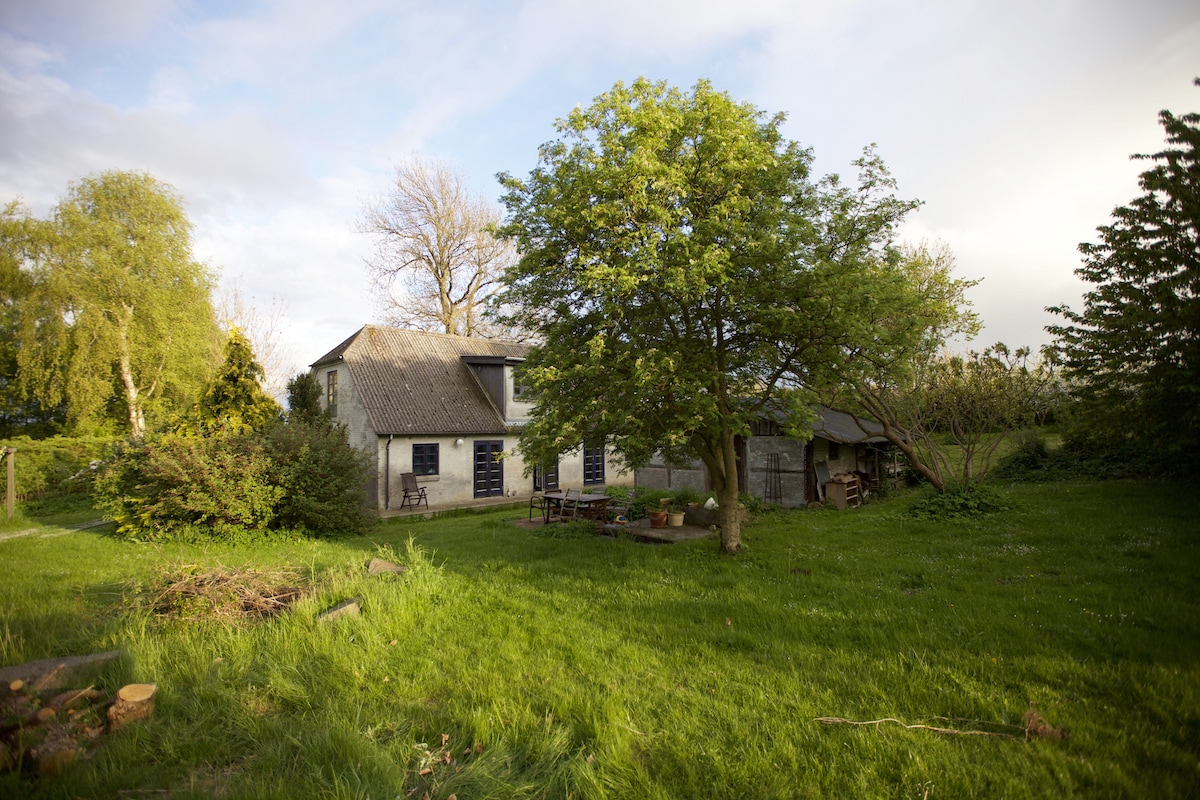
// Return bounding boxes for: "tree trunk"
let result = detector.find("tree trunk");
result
[692,428,743,555]
[882,428,945,491]
[716,428,742,555]
[117,305,145,439]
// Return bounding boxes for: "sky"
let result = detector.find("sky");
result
[2,0,1198,390]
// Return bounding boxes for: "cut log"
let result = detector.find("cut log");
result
[48,686,101,711]
[8,680,23,694]
[0,704,51,735]
[0,650,123,691]
[36,745,77,777]
[107,683,157,732]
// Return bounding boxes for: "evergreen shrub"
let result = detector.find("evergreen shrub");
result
[267,421,373,537]
[95,421,374,542]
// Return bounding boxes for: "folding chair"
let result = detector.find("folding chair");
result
[399,472,429,510]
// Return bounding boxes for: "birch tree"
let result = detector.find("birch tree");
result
[17,171,220,438]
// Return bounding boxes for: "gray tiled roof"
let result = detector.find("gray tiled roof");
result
[813,406,888,444]
[311,326,527,436]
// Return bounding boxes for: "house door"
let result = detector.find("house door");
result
[473,440,504,498]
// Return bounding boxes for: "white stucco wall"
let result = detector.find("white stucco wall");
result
[315,362,379,505]
[376,436,631,509]
[378,434,505,508]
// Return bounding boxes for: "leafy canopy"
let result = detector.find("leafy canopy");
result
[16,171,220,438]
[498,78,918,552]
[285,371,328,426]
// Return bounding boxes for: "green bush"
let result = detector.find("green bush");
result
[95,422,374,542]
[907,483,1013,520]
[267,421,373,537]
[95,434,282,540]
[0,435,115,503]
[991,429,1051,480]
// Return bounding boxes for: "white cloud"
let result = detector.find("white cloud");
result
[3,0,1199,369]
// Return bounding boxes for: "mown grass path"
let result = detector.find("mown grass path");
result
[1,480,1197,798]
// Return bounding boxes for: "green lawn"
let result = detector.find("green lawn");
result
[1,481,1197,798]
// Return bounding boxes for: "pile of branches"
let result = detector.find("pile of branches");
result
[136,563,307,623]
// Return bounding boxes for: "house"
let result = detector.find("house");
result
[635,406,897,508]
[309,325,628,509]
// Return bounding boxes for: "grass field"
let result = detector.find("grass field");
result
[1,480,1197,798]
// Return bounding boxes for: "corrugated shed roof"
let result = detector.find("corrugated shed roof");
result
[813,406,888,444]
[310,325,527,436]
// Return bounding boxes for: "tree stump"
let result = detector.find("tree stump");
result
[107,684,157,732]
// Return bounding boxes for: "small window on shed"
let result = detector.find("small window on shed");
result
[828,441,841,461]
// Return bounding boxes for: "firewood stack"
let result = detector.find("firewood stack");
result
[1,677,157,778]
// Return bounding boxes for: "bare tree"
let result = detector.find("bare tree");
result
[359,156,517,338]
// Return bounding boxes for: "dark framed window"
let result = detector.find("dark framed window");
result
[828,442,841,461]
[583,442,605,485]
[533,460,559,492]
[413,443,439,476]
[326,371,338,417]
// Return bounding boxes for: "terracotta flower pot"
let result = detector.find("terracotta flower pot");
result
[649,511,667,528]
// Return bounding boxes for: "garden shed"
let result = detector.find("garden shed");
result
[635,406,895,508]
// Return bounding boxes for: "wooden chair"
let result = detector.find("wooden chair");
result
[608,488,635,521]
[399,472,428,510]
[554,488,582,522]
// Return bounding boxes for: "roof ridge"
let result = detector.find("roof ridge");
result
[309,325,366,367]
[358,323,526,349]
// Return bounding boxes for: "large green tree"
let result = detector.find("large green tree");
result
[818,241,980,489]
[1,201,63,436]
[17,171,221,438]
[1048,81,1200,468]
[498,78,918,554]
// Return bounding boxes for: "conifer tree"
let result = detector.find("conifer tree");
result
[285,371,327,426]
[194,327,281,434]
[1048,80,1200,468]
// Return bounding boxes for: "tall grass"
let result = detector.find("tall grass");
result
[1,481,1197,798]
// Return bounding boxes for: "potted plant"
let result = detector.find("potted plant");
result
[648,509,668,528]
[667,505,685,527]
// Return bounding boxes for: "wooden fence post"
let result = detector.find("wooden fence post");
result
[5,447,14,520]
